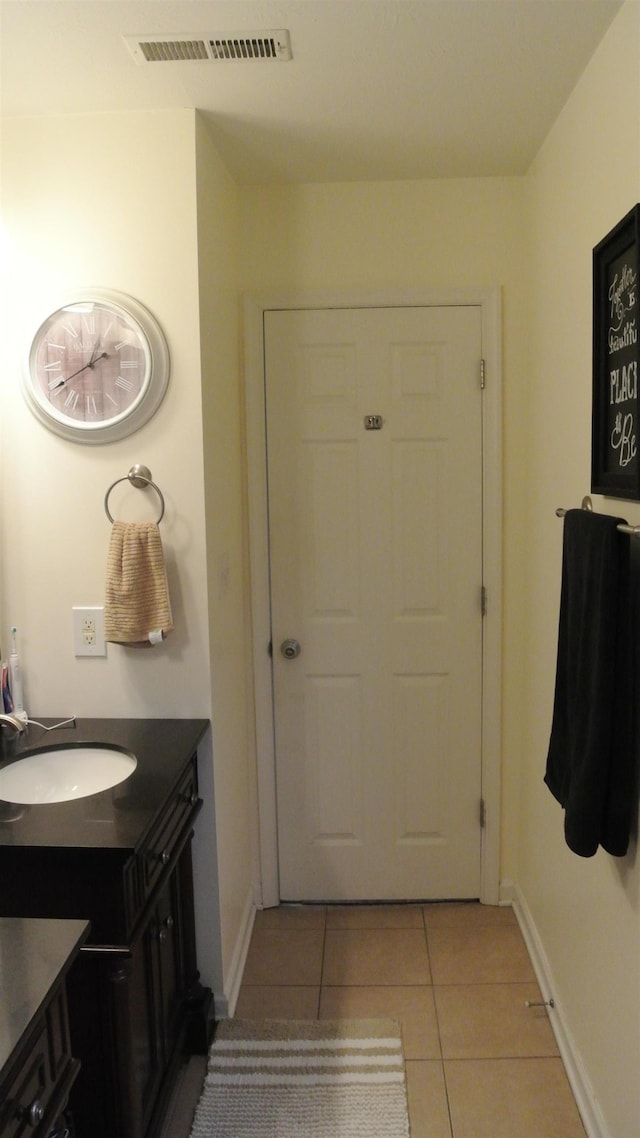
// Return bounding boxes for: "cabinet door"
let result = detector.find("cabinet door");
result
[155,873,185,1061]
[130,868,190,1138]
[0,989,79,1138]
[67,841,204,1138]
[130,862,192,1138]
[127,928,164,1138]
[69,944,162,1138]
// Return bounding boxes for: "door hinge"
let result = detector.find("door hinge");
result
[268,639,273,658]
[479,798,486,829]
[480,585,487,616]
[480,359,486,389]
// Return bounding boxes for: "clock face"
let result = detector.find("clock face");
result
[24,290,170,444]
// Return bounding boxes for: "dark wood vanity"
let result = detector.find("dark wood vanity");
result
[0,917,89,1138]
[0,718,213,1138]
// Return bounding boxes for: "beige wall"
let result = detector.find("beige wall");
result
[1,110,210,718]
[239,177,529,884]
[521,4,640,1136]
[195,114,256,1002]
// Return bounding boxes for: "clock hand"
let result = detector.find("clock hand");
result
[87,340,107,368]
[49,351,108,390]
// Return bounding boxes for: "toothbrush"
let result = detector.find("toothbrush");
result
[9,627,24,713]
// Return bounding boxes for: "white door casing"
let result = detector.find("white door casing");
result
[244,289,502,907]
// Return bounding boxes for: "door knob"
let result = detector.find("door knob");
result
[280,638,301,659]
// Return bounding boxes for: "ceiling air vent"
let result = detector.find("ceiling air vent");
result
[124,31,292,65]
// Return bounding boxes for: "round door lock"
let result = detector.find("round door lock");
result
[280,639,301,659]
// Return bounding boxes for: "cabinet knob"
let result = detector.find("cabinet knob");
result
[23,1100,44,1127]
[160,849,171,865]
[158,914,174,942]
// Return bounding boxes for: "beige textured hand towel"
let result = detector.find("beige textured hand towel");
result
[105,521,173,647]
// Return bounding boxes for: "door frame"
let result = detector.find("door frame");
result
[244,288,503,908]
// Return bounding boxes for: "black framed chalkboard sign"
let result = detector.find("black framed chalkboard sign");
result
[592,204,640,499]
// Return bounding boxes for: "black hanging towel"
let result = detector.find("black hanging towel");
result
[545,509,634,857]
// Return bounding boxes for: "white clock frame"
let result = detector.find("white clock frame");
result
[23,288,170,445]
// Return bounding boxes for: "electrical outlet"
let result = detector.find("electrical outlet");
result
[72,606,107,657]
[82,616,96,646]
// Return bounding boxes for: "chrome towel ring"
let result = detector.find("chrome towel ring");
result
[104,464,165,524]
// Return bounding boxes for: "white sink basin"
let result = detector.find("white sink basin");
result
[0,745,137,804]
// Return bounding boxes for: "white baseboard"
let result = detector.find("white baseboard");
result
[498,877,516,905]
[214,888,257,1020]
[512,884,610,1138]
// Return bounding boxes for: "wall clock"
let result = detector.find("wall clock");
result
[23,288,170,444]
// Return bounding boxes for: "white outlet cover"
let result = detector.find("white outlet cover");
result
[72,606,107,657]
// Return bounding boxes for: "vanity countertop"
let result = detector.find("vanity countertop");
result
[0,718,209,851]
[0,916,90,1079]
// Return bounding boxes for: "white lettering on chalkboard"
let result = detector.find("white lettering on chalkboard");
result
[609,264,637,331]
[609,318,637,353]
[609,361,638,404]
[611,411,637,467]
[606,255,637,471]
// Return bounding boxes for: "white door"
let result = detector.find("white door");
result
[265,306,483,900]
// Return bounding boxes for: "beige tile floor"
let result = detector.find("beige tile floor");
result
[234,902,587,1138]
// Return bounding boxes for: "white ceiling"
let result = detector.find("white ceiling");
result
[0,0,622,184]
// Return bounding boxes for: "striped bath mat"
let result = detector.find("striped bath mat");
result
[189,1018,410,1137]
